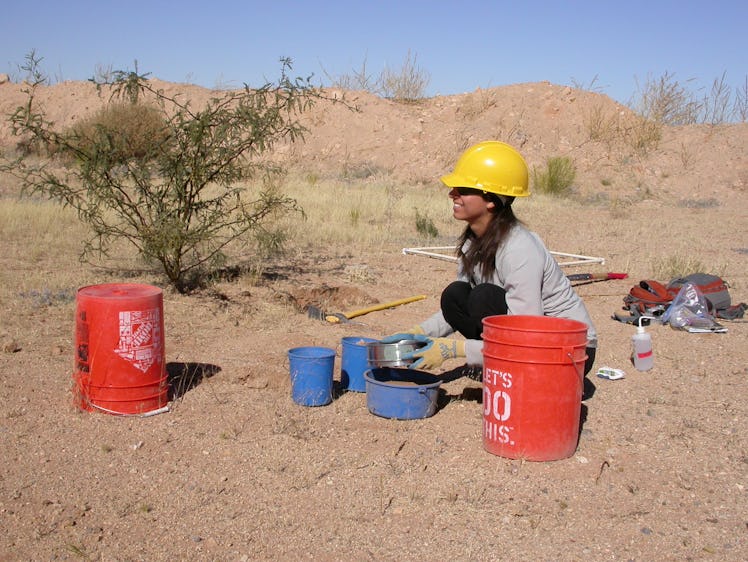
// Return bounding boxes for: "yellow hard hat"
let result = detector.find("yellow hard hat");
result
[441,141,530,197]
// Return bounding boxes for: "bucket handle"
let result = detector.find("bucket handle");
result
[565,347,585,381]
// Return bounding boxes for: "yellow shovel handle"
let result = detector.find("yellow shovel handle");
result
[326,295,427,323]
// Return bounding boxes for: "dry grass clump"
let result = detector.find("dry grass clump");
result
[324,50,430,102]
[651,254,726,280]
[66,102,169,163]
[632,70,746,125]
[584,103,622,145]
[634,72,702,126]
[586,71,747,159]
[584,103,662,156]
[584,107,657,155]
[624,115,663,155]
[458,89,498,120]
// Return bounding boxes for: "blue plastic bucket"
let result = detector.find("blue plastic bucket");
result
[288,346,336,406]
[364,367,442,420]
[341,336,377,392]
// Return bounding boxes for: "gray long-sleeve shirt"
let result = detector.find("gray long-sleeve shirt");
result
[419,224,598,366]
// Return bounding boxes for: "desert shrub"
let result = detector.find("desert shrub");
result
[734,76,748,122]
[67,103,169,164]
[633,71,701,125]
[378,50,430,101]
[630,70,748,125]
[584,103,621,144]
[341,160,390,180]
[584,101,661,155]
[323,56,378,92]
[3,55,331,293]
[700,72,733,125]
[532,156,576,196]
[624,114,662,155]
[101,60,150,104]
[414,209,439,238]
[325,50,430,101]
[459,88,498,120]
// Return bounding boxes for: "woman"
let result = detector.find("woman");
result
[385,141,597,377]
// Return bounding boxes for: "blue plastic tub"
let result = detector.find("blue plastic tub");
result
[341,336,377,392]
[364,367,442,420]
[288,346,336,406]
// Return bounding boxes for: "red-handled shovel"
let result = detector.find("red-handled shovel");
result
[566,272,628,282]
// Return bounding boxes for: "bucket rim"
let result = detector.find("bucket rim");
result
[288,346,336,359]
[482,314,588,333]
[77,282,164,299]
[341,336,378,345]
[364,367,442,389]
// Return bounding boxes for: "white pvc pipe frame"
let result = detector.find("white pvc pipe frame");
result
[402,246,605,268]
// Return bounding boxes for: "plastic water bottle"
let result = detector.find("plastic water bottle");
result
[632,317,654,371]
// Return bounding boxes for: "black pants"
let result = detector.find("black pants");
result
[441,281,596,375]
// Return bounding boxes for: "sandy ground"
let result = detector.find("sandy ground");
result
[0,79,747,561]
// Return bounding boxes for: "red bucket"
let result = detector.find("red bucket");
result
[74,283,168,415]
[481,315,587,462]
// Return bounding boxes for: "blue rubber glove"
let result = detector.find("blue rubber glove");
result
[380,325,427,344]
[380,333,430,344]
[405,338,466,370]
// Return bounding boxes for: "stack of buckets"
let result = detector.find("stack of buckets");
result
[74,283,168,416]
[287,337,376,406]
[481,315,588,462]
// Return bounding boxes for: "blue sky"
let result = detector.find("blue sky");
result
[2,0,745,105]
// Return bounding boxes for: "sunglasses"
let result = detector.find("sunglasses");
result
[453,187,487,197]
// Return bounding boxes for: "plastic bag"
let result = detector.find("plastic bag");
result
[661,282,728,333]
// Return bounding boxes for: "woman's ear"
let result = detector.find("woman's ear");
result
[485,194,502,211]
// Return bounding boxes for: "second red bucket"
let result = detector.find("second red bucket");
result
[481,315,588,462]
[74,283,168,415]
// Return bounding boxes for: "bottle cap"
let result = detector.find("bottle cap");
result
[636,315,652,332]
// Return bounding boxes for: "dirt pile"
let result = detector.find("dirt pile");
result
[1,78,746,200]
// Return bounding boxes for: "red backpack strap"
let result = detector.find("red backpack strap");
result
[623,280,673,313]
[633,280,673,303]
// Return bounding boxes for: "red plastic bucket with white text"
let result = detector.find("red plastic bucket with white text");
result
[481,315,587,461]
[74,283,167,415]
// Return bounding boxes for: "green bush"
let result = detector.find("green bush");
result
[3,55,329,293]
[532,156,576,196]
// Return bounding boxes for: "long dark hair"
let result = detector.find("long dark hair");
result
[457,194,521,279]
